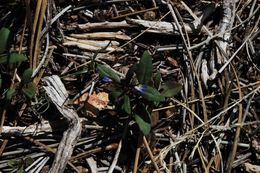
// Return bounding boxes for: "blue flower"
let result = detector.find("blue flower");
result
[101,76,112,82]
[134,85,147,93]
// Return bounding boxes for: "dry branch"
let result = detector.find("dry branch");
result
[70,31,131,40]
[1,1,259,172]
[126,18,206,34]
[63,36,123,52]
[42,75,81,173]
[78,21,134,30]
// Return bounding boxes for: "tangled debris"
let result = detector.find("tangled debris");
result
[0,0,259,173]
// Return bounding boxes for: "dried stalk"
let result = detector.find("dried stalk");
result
[143,136,161,172]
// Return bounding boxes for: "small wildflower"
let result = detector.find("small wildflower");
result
[101,76,112,82]
[134,85,147,93]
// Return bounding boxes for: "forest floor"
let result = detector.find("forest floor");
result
[0,0,259,173]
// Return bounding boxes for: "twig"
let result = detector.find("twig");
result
[143,136,161,173]
[133,134,143,173]
[111,7,158,19]
[32,32,49,78]
[32,0,47,70]
[29,0,42,68]
[86,157,97,173]
[170,98,204,124]
[70,143,118,161]
[133,147,141,173]
[26,156,50,173]
[78,20,134,30]
[108,140,122,173]
[43,75,81,173]
[225,63,243,173]
[67,10,171,71]
[218,31,254,74]
[23,136,80,173]
[40,5,72,38]
[168,2,208,123]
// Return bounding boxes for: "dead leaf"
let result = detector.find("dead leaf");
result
[151,111,159,127]
[74,92,109,117]
[79,92,109,117]
[73,93,89,105]
[88,92,109,110]
[167,57,178,67]
[256,77,260,87]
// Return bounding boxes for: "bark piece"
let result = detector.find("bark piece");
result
[42,75,81,173]
[126,18,197,34]
[1,121,53,135]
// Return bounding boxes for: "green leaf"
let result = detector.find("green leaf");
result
[121,95,131,114]
[135,114,150,135]
[6,88,16,101]
[17,167,24,173]
[22,82,37,99]
[0,54,8,64]
[0,53,27,64]
[97,64,120,83]
[134,104,151,135]
[135,85,164,102]
[7,159,16,167]
[0,74,2,89]
[109,90,123,103]
[135,51,152,84]
[0,27,10,53]
[153,71,162,89]
[24,157,34,166]
[66,69,88,77]
[161,82,182,97]
[9,53,27,64]
[22,68,33,84]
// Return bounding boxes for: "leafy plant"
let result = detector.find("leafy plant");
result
[97,64,121,83]
[0,27,37,101]
[0,27,10,53]
[0,52,27,64]
[97,51,182,135]
[8,157,34,173]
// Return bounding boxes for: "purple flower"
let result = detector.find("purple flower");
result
[134,85,147,93]
[101,76,112,82]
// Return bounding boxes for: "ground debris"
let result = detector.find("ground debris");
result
[0,0,259,173]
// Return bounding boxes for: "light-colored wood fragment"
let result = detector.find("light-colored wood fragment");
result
[42,75,81,173]
[1,118,87,136]
[83,52,116,61]
[70,31,131,40]
[1,121,53,135]
[63,36,123,51]
[63,41,123,52]
[65,36,120,47]
[78,21,134,30]
[126,18,194,34]
[244,162,260,173]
